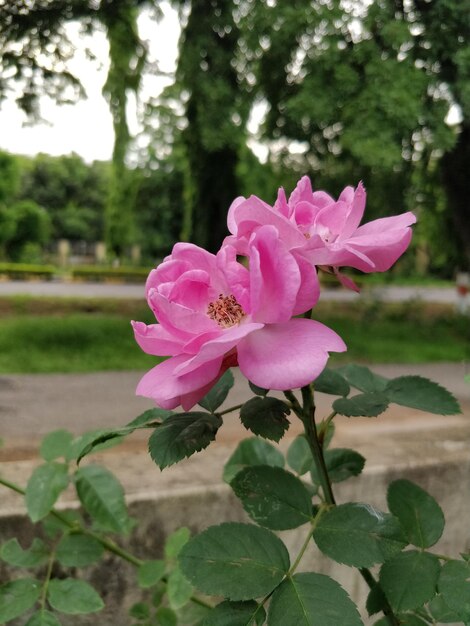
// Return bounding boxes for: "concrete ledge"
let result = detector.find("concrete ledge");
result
[1,411,470,626]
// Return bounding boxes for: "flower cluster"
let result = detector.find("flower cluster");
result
[133,177,416,410]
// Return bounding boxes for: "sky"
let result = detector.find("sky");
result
[0,3,181,163]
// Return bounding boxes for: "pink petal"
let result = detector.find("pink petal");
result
[136,354,223,410]
[249,225,301,323]
[274,187,291,218]
[237,318,346,390]
[288,176,313,207]
[333,269,361,292]
[351,211,417,239]
[174,321,264,376]
[341,182,366,238]
[132,321,184,356]
[168,269,213,311]
[148,290,217,339]
[229,195,305,249]
[291,252,320,314]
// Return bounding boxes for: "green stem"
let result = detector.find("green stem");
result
[40,548,56,610]
[298,387,400,626]
[283,390,302,416]
[288,505,327,575]
[0,475,213,610]
[218,403,244,417]
[300,385,336,504]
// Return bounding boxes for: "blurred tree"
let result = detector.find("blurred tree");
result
[242,0,469,271]
[5,200,52,261]
[0,151,20,204]
[19,153,108,242]
[0,0,162,259]
[167,0,248,251]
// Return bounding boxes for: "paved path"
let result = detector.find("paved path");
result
[0,280,461,304]
[1,363,468,461]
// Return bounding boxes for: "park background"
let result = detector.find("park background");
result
[0,0,469,375]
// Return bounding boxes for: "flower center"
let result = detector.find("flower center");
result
[207,294,245,328]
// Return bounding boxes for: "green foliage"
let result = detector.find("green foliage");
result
[75,464,132,534]
[0,538,48,568]
[333,392,389,418]
[179,522,290,600]
[384,376,461,415]
[314,368,350,397]
[24,609,62,626]
[268,573,363,626]
[47,579,104,614]
[438,560,470,619]
[6,200,51,262]
[286,435,313,476]
[379,550,440,612]
[310,448,365,485]
[387,479,445,548]
[55,534,104,567]
[198,370,234,412]
[148,412,222,469]
[337,365,388,393]
[203,600,265,625]
[313,503,407,568]
[25,463,69,523]
[231,465,313,530]
[138,560,166,588]
[223,437,284,483]
[40,430,74,462]
[240,396,291,442]
[164,527,191,561]
[0,579,41,624]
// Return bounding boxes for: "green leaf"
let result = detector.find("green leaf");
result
[396,616,429,626]
[379,550,440,611]
[439,560,470,618]
[198,370,234,412]
[47,579,104,615]
[165,527,191,560]
[313,503,407,567]
[55,534,104,567]
[287,436,312,475]
[333,393,389,417]
[68,429,124,462]
[385,376,461,415]
[203,600,265,625]
[428,594,470,623]
[40,430,73,462]
[137,560,166,588]
[223,437,284,484]
[0,578,41,624]
[337,364,388,393]
[148,412,222,469]
[311,448,365,485]
[168,567,193,609]
[387,479,445,548]
[75,464,130,534]
[41,511,81,539]
[320,420,336,449]
[156,607,177,626]
[24,609,62,626]
[314,368,350,397]
[268,572,363,626]
[129,601,150,619]
[126,407,173,427]
[25,462,69,522]
[230,465,313,530]
[366,583,387,616]
[240,397,291,442]
[0,538,48,567]
[248,382,268,397]
[179,522,290,600]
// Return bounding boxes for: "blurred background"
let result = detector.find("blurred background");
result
[0,0,469,379]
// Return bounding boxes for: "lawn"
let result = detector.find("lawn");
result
[0,297,468,373]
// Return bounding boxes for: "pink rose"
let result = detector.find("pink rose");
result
[227,176,416,291]
[132,230,345,410]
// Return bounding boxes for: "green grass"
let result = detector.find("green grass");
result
[0,297,468,373]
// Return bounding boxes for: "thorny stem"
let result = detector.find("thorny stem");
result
[298,385,400,626]
[0,475,213,611]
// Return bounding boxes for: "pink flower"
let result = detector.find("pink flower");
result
[227,176,416,291]
[132,230,346,410]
